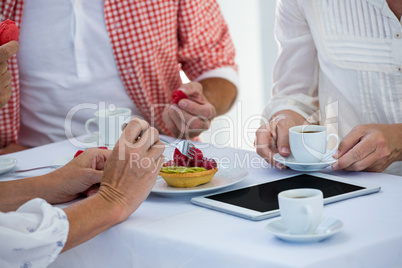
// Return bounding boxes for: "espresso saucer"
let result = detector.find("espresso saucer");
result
[0,157,18,175]
[266,217,343,243]
[273,153,336,172]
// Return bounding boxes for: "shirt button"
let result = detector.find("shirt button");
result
[399,66,402,72]
[395,32,401,39]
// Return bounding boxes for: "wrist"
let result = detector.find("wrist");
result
[61,192,124,252]
[199,78,237,116]
[394,124,402,161]
[96,183,128,223]
[271,110,308,126]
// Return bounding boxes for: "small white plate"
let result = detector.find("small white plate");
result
[0,157,18,175]
[266,217,343,243]
[72,134,116,149]
[273,153,336,172]
[151,165,248,198]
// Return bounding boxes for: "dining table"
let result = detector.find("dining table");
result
[1,136,401,268]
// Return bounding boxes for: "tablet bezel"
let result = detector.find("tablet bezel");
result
[191,172,381,221]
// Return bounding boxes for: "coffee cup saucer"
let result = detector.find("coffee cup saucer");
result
[273,153,336,172]
[75,135,115,149]
[266,217,343,243]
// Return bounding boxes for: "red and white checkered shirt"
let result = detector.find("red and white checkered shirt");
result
[0,0,237,148]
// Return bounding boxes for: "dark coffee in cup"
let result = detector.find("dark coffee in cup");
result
[298,130,321,133]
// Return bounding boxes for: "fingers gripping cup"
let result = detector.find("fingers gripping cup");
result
[278,189,323,235]
[289,125,339,163]
[85,107,132,146]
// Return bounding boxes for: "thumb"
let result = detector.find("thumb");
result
[179,82,202,96]
[276,126,291,156]
[0,41,18,62]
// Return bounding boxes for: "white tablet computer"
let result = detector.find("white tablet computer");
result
[191,172,381,221]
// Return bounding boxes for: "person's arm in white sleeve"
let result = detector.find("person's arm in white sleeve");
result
[256,0,318,168]
[262,0,319,122]
[0,119,164,266]
[0,198,69,268]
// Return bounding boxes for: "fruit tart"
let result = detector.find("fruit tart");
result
[159,148,218,188]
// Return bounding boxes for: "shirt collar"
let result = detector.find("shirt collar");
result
[367,0,400,22]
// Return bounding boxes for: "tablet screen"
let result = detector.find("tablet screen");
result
[206,174,365,213]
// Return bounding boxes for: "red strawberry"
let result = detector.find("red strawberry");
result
[191,149,204,167]
[171,89,188,104]
[202,158,217,170]
[192,159,203,167]
[74,150,84,158]
[0,20,19,45]
[173,148,191,167]
[193,148,203,160]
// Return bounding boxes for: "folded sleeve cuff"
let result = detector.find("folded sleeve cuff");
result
[194,67,239,89]
[261,99,318,125]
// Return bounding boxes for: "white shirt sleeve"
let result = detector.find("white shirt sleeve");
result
[262,0,319,123]
[0,198,69,268]
[194,67,239,89]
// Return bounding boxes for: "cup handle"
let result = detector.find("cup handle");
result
[303,205,314,233]
[85,118,98,136]
[323,133,340,161]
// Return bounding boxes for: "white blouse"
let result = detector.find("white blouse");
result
[0,199,69,267]
[263,0,402,175]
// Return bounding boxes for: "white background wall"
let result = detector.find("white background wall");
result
[199,0,278,151]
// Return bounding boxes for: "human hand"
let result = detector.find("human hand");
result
[332,124,402,172]
[46,148,112,204]
[96,118,165,222]
[162,82,216,139]
[255,110,307,169]
[0,41,18,109]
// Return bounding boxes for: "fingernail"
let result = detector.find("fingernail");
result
[280,147,290,154]
[179,87,188,93]
[333,150,340,159]
[276,163,284,169]
[332,164,339,170]
[179,100,188,108]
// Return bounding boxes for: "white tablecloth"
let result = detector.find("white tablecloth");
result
[2,138,401,268]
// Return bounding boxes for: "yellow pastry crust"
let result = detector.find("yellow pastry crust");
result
[159,168,218,188]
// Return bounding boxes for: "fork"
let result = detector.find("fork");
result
[160,138,197,159]
[9,165,63,174]
[121,123,197,159]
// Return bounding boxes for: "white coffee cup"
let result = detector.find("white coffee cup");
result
[85,107,132,146]
[278,188,323,235]
[289,125,339,163]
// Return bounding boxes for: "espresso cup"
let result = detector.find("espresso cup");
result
[85,107,132,146]
[278,188,323,235]
[289,125,339,163]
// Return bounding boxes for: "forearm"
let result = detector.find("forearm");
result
[393,123,402,161]
[62,193,123,252]
[271,110,309,125]
[0,174,55,212]
[199,77,237,116]
[0,143,30,155]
